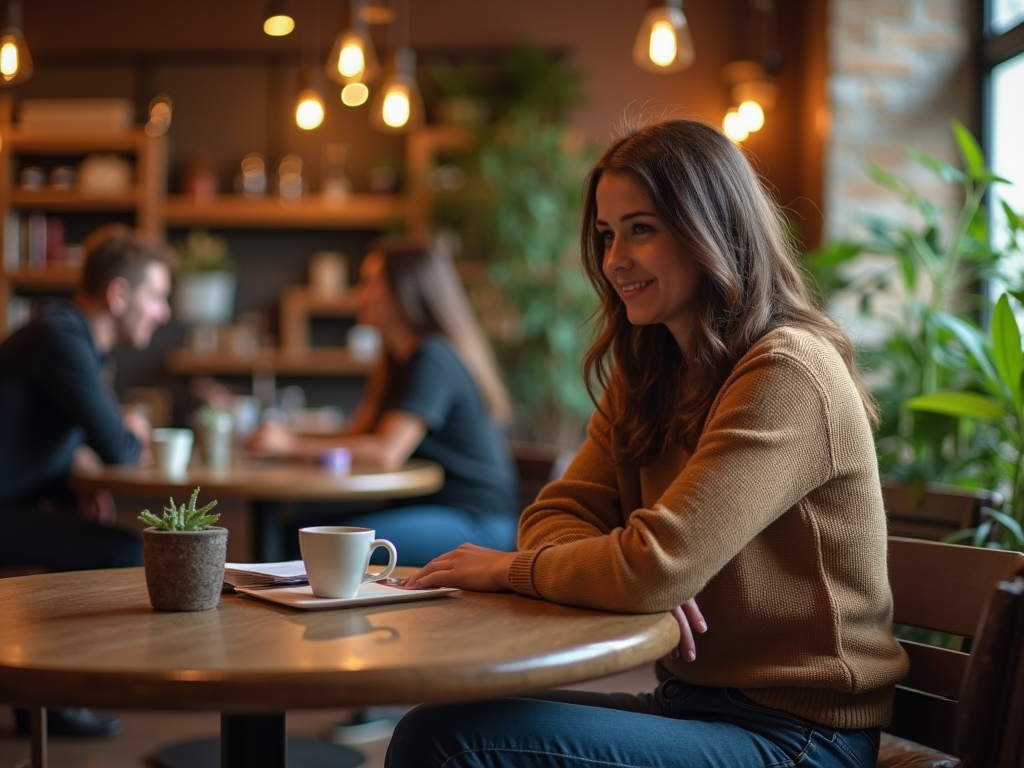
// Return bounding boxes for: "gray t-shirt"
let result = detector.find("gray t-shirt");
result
[385,336,518,520]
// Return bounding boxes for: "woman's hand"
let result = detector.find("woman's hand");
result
[669,599,707,662]
[404,543,516,592]
[246,420,299,458]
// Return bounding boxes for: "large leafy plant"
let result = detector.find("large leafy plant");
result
[805,122,1020,485]
[906,293,1024,549]
[430,43,596,444]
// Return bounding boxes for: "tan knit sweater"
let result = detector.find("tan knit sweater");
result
[509,326,909,729]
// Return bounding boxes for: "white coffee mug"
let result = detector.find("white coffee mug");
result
[151,428,194,477]
[299,526,397,599]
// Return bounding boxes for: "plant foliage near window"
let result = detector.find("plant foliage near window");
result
[429,42,596,444]
[806,122,1024,547]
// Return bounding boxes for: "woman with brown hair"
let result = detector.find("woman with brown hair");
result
[389,118,908,767]
[248,240,519,567]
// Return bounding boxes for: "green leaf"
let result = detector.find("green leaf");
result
[932,311,999,385]
[951,121,986,179]
[991,294,1024,414]
[905,391,1006,421]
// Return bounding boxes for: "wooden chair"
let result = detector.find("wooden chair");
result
[881,481,1003,542]
[880,536,1024,768]
[508,440,573,510]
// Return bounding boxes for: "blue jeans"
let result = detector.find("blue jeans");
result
[344,504,519,567]
[385,679,881,768]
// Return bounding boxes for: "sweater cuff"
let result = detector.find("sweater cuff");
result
[509,548,544,597]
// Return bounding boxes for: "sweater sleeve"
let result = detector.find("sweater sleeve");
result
[34,319,142,465]
[510,340,840,613]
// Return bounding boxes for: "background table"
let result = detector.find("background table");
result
[0,568,679,768]
[70,459,444,561]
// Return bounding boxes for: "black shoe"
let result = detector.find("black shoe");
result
[14,707,123,738]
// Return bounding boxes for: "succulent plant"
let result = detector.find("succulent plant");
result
[139,486,220,531]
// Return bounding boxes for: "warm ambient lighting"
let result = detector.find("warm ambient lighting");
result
[371,48,423,132]
[721,61,777,141]
[632,0,695,73]
[263,0,295,36]
[722,109,749,142]
[294,68,325,130]
[325,0,379,86]
[0,0,32,86]
[296,88,325,130]
[341,82,369,107]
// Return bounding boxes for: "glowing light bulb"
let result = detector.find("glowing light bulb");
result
[295,91,325,130]
[0,40,18,79]
[264,14,294,36]
[723,110,749,142]
[738,100,765,132]
[382,85,411,128]
[338,38,366,78]
[648,20,678,68]
[341,82,369,107]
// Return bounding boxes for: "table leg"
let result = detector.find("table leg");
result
[151,712,364,768]
[222,712,285,768]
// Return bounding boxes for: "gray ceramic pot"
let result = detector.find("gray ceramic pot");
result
[142,527,228,611]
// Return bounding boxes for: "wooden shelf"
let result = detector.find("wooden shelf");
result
[5,129,150,153]
[163,194,405,229]
[165,347,378,376]
[6,264,81,290]
[8,189,141,211]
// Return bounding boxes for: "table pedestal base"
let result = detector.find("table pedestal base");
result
[153,713,364,768]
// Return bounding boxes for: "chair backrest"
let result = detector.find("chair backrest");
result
[882,481,1002,541]
[508,440,573,510]
[886,536,1024,758]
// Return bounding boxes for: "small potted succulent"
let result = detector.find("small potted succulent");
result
[139,486,228,611]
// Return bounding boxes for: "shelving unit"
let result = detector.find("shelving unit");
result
[0,95,166,337]
[165,347,375,376]
[163,193,405,229]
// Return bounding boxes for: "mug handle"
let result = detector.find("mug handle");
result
[363,539,398,585]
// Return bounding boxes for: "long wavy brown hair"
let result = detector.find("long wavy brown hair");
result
[581,118,877,464]
[363,240,512,426]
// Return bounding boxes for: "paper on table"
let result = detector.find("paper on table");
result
[223,560,307,590]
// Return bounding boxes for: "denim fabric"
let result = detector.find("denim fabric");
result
[344,504,519,567]
[385,679,881,768]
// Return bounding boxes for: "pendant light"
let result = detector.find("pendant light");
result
[0,0,32,86]
[721,1,780,142]
[325,0,380,88]
[295,68,326,130]
[632,0,695,73]
[263,0,295,36]
[295,3,324,131]
[370,0,423,133]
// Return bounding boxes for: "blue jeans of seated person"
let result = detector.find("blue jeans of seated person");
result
[385,679,881,768]
[344,504,518,567]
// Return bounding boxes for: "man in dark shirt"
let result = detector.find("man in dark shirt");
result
[0,224,173,737]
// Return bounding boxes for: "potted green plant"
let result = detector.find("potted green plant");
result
[804,122,1021,486]
[139,486,227,611]
[905,292,1024,550]
[429,42,596,445]
[174,229,237,327]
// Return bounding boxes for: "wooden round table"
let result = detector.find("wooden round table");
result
[1,568,679,768]
[70,458,445,562]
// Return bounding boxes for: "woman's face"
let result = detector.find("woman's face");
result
[596,171,701,351]
[355,251,401,328]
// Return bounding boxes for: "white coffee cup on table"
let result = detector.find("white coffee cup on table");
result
[299,526,397,599]
[151,428,194,477]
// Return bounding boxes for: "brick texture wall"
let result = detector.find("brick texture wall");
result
[825,0,975,243]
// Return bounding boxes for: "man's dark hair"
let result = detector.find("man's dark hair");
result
[79,224,176,298]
